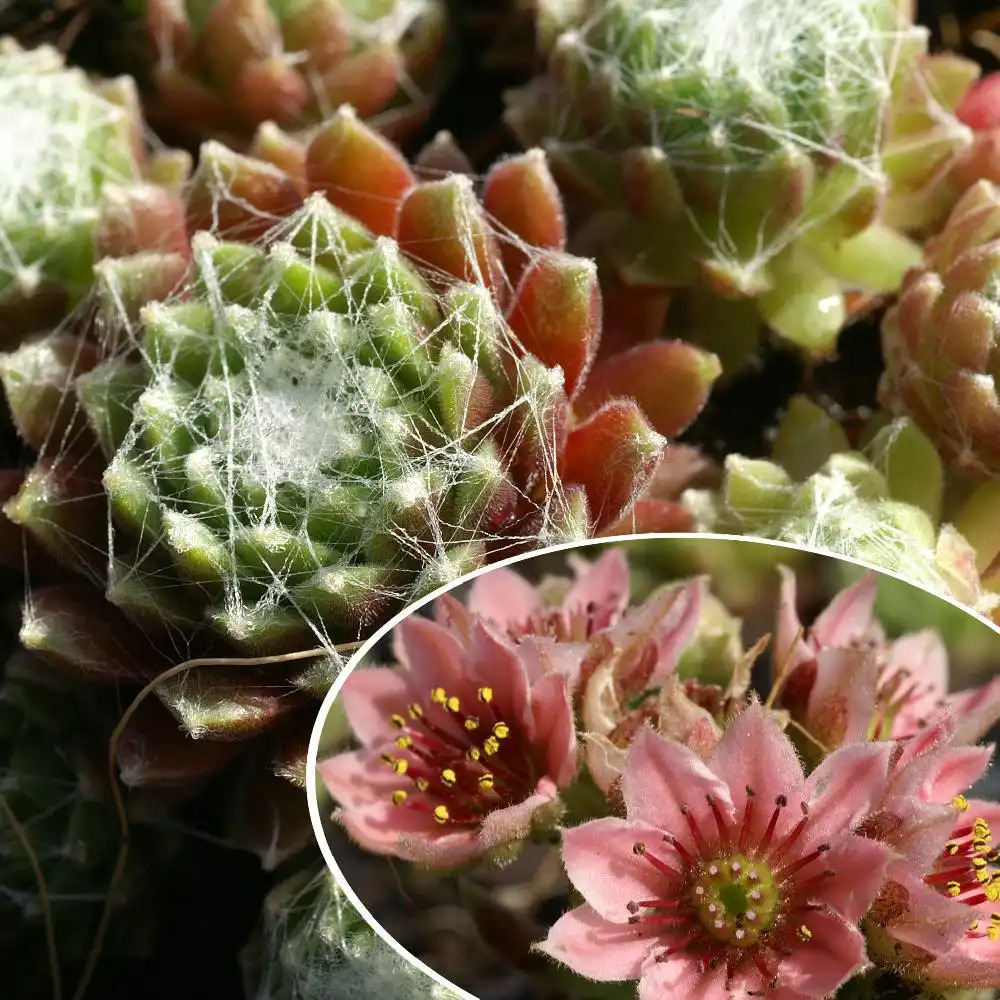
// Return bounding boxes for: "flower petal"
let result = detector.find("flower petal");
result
[562,547,630,627]
[561,816,684,923]
[811,572,881,648]
[778,907,870,998]
[709,702,805,828]
[339,666,417,747]
[774,565,813,675]
[538,904,656,982]
[466,621,533,733]
[318,748,395,810]
[638,952,721,1000]
[883,630,949,739]
[393,614,471,703]
[478,776,559,851]
[950,675,1000,746]
[624,727,735,842]
[467,567,542,633]
[806,647,879,747]
[804,741,892,843]
[529,671,578,787]
[807,832,894,923]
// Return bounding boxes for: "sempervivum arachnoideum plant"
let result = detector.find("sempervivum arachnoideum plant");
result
[0,107,719,862]
[681,395,999,620]
[139,0,450,150]
[0,37,191,348]
[504,0,977,362]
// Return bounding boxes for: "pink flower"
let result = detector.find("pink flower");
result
[580,577,757,790]
[317,615,580,868]
[438,546,630,644]
[774,568,1000,747]
[539,703,895,999]
[857,716,1000,988]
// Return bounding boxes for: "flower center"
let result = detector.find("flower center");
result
[625,790,835,993]
[508,600,605,643]
[869,661,944,739]
[690,854,779,946]
[382,685,534,828]
[926,795,1000,941]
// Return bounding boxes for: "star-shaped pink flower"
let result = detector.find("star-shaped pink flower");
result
[539,703,894,999]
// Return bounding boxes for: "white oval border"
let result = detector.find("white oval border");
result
[305,531,1000,999]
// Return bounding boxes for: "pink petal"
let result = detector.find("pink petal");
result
[950,675,1000,745]
[518,636,590,690]
[562,547,630,626]
[884,630,950,737]
[467,566,542,632]
[529,672,579,787]
[806,647,879,747]
[920,744,994,802]
[709,702,805,832]
[393,615,471,703]
[804,741,893,843]
[811,572,881,648]
[467,622,533,733]
[433,592,475,643]
[808,832,894,923]
[774,565,813,674]
[623,727,735,841]
[478,776,559,850]
[561,816,684,923]
[778,907,870,998]
[538,904,656,981]
[318,748,397,810]
[395,827,484,868]
[339,666,416,746]
[881,878,972,958]
[925,933,1000,989]
[638,952,721,1000]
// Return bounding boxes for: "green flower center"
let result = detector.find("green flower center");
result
[690,853,779,947]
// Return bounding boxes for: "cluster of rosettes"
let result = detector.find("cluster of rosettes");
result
[503,0,975,356]
[141,0,449,147]
[319,548,1000,998]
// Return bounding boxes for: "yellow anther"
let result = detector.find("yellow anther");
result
[987,885,1000,902]
[989,926,999,941]
[464,717,480,731]
[493,722,510,739]
[478,773,495,790]
[391,714,406,728]
[446,696,460,712]
[391,790,408,806]
[392,758,408,775]
[395,736,412,750]
[431,688,447,704]
[416,778,430,792]
[433,805,450,824]
[478,686,493,704]
[947,882,962,897]
[381,753,396,765]
[483,736,501,756]
[441,768,457,787]
[467,747,481,761]
[946,841,959,855]
[796,925,812,942]
[952,795,969,812]
[973,857,988,870]
[408,703,423,719]
[977,869,992,884]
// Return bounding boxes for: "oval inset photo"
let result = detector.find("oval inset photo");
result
[307,535,1000,1000]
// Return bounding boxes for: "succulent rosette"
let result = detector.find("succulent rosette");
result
[0,109,722,867]
[0,38,190,347]
[503,0,976,358]
[140,0,450,148]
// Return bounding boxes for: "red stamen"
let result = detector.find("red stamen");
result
[759,795,787,853]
